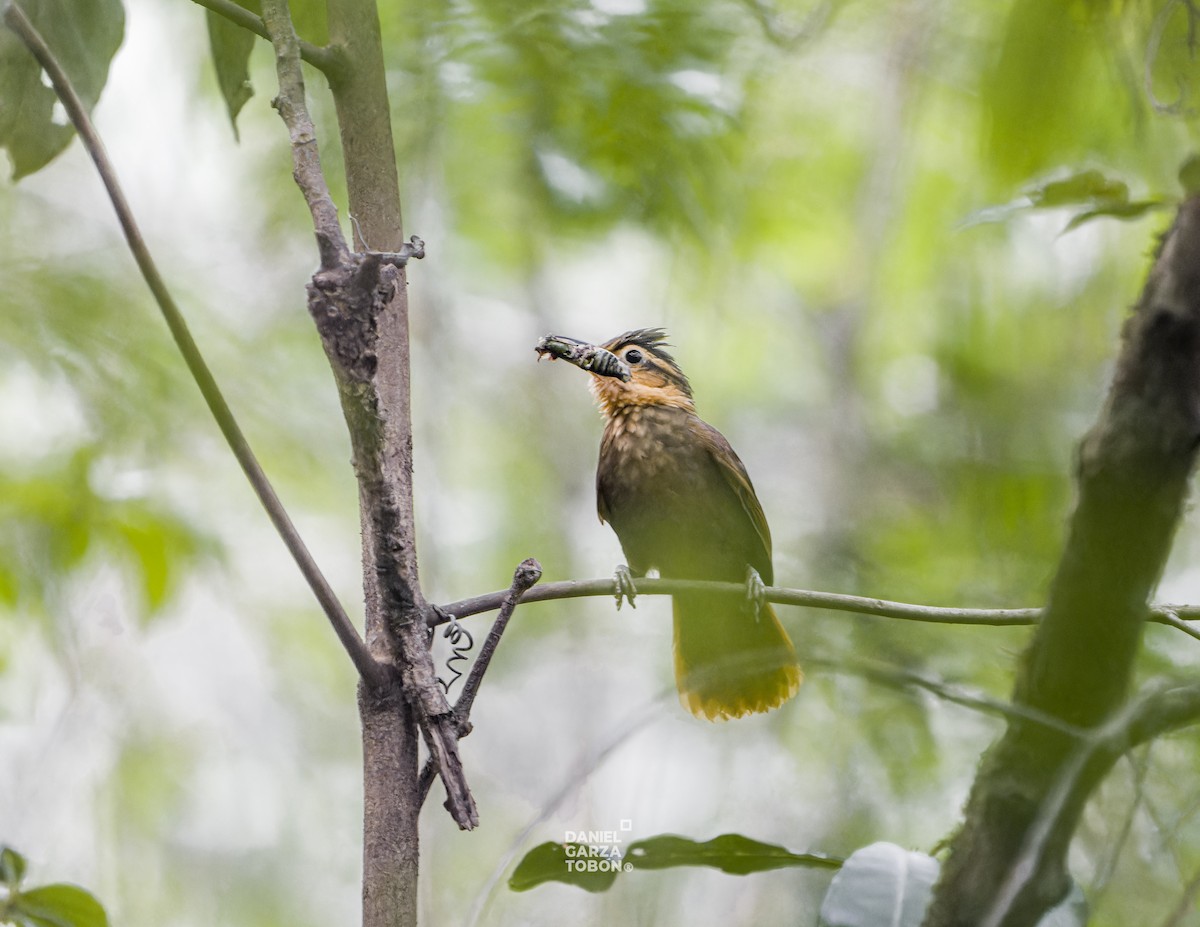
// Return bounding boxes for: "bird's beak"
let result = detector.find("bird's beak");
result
[535,333,632,382]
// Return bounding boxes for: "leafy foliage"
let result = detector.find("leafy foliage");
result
[204,0,328,137]
[0,0,123,179]
[0,447,213,620]
[206,3,257,137]
[0,847,109,927]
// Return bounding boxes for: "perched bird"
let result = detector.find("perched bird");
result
[537,328,801,720]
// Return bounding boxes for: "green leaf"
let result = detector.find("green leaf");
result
[624,833,841,875]
[1027,169,1128,208]
[509,833,840,893]
[818,842,938,927]
[962,169,1141,230]
[111,503,207,614]
[1061,199,1167,234]
[206,1,258,139]
[1,846,27,887]
[508,842,622,893]
[9,884,109,927]
[0,0,124,179]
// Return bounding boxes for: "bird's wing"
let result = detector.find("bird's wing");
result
[596,431,613,525]
[691,418,774,583]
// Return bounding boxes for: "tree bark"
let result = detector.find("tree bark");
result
[925,197,1200,927]
[319,1,427,924]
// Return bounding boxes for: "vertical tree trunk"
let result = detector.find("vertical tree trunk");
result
[323,1,423,924]
[925,197,1200,927]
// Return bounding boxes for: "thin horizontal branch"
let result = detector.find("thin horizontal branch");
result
[433,577,1200,638]
[1152,607,1200,642]
[815,656,1087,739]
[0,0,384,690]
[189,0,343,76]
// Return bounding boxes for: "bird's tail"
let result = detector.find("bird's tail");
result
[672,591,802,721]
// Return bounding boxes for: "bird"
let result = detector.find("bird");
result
[537,328,802,720]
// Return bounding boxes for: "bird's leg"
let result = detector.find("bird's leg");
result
[745,565,767,622]
[614,564,639,610]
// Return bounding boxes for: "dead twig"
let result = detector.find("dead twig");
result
[419,559,543,806]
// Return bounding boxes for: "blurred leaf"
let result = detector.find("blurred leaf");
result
[1061,199,1167,233]
[8,883,109,927]
[1,846,27,887]
[508,842,622,893]
[624,833,841,875]
[963,169,1140,229]
[818,842,938,927]
[0,449,213,622]
[110,501,210,614]
[1028,169,1128,208]
[0,0,124,179]
[436,0,747,251]
[206,1,258,139]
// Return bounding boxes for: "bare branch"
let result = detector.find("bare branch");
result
[0,0,383,690]
[260,0,349,268]
[419,559,543,806]
[453,558,543,722]
[436,578,1039,625]
[434,576,1200,641]
[982,680,1200,927]
[188,0,343,76]
[1127,681,1200,746]
[1152,606,1200,642]
[815,656,1087,738]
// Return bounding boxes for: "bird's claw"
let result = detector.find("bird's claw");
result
[746,566,767,622]
[614,564,638,610]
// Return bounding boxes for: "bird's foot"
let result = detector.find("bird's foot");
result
[745,566,767,622]
[614,564,638,610]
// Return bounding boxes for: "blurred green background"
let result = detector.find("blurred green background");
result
[4,0,1200,924]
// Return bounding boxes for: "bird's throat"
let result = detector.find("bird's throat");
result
[590,374,695,420]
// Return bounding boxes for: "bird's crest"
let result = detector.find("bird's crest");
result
[602,328,692,400]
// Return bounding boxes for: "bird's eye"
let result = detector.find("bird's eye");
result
[625,349,644,364]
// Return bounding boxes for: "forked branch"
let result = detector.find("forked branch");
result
[419,559,543,806]
[189,0,342,75]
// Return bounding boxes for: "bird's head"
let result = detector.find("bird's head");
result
[536,328,694,416]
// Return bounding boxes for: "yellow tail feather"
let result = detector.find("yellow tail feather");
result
[672,593,802,721]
